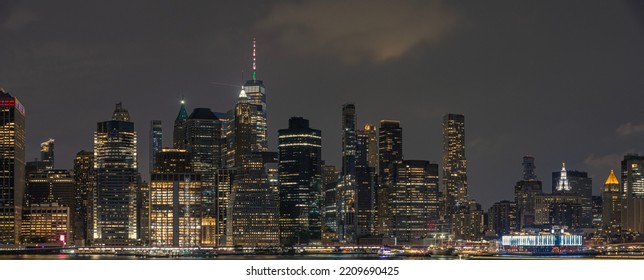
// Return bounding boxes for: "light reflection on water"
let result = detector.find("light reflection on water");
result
[0,254,457,260]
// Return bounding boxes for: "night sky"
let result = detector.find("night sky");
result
[2,0,644,209]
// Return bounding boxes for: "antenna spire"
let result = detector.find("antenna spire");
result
[252,37,257,81]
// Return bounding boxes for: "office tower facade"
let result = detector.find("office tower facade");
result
[552,163,593,227]
[185,108,222,245]
[602,170,621,235]
[215,168,235,245]
[25,170,75,242]
[73,150,94,245]
[243,38,268,153]
[173,99,188,149]
[0,89,26,244]
[227,152,279,246]
[514,156,543,230]
[389,160,439,245]
[442,113,468,218]
[451,200,484,240]
[377,120,403,236]
[93,103,138,245]
[149,149,202,247]
[278,117,322,245]
[488,200,517,237]
[137,179,150,245]
[338,103,357,243]
[40,139,55,170]
[21,204,70,244]
[355,125,376,238]
[620,154,644,236]
[231,89,254,168]
[534,194,582,227]
[364,124,378,173]
[321,164,339,244]
[150,120,162,171]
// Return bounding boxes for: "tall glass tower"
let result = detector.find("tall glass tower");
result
[243,38,268,153]
[278,117,322,245]
[150,120,162,173]
[338,103,357,243]
[93,103,138,245]
[377,120,402,236]
[442,113,467,218]
[0,89,25,244]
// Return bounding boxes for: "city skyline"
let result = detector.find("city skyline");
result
[1,1,644,209]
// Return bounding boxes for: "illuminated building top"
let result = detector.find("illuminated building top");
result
[605,169,619,185]
[555,162,571,191]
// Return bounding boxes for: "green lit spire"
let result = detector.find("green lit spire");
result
[176,98,188,122]
[252,37,257,81]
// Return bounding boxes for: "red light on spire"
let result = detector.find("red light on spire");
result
[252,37,257,81]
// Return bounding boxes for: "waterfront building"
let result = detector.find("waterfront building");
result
[227,152,279,246]
[93,103,138,246]
[25,170,75,241]
[73,150,94,245]
[278,117,322,245]
[21,204,70,245]
[451,199,485,241]
[149,149,202,247]
[620,154,644,238]
[0,89,25,244]
[185,107,222,245]
[321,164,339,244]
[377,120,403,236]
[389,160,439,245]
[488,200,517,237]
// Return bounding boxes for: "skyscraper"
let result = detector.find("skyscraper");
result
[389,160,439,245]
[602,170,621,235]
[243,38,268,153]
[321,163,339,244]
[25,169,75,242]
[338,103,357,243]
[278,117,322,245]
[150,120,162,172]
[184,107,222,245]
[40,139,54,170]
[377,120,403,236]
[356,124,376,238]
[514,156,543,230]
[73,150,94,245]
[0,89,26,244]
[227,152,279,246]
[442,113,467,219]
[620,154,644,237]
[488,200,517,237]
[93,103,138,245]
[552,163,593,227]
[149,149,202,247]
[173,99,188,149]
[232,89,253,168]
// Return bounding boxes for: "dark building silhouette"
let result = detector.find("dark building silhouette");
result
[278,117,322,245]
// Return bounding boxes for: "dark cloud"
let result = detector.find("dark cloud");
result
[259,0,458,62]
[1,1,643,209]
[616,122,644,137]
